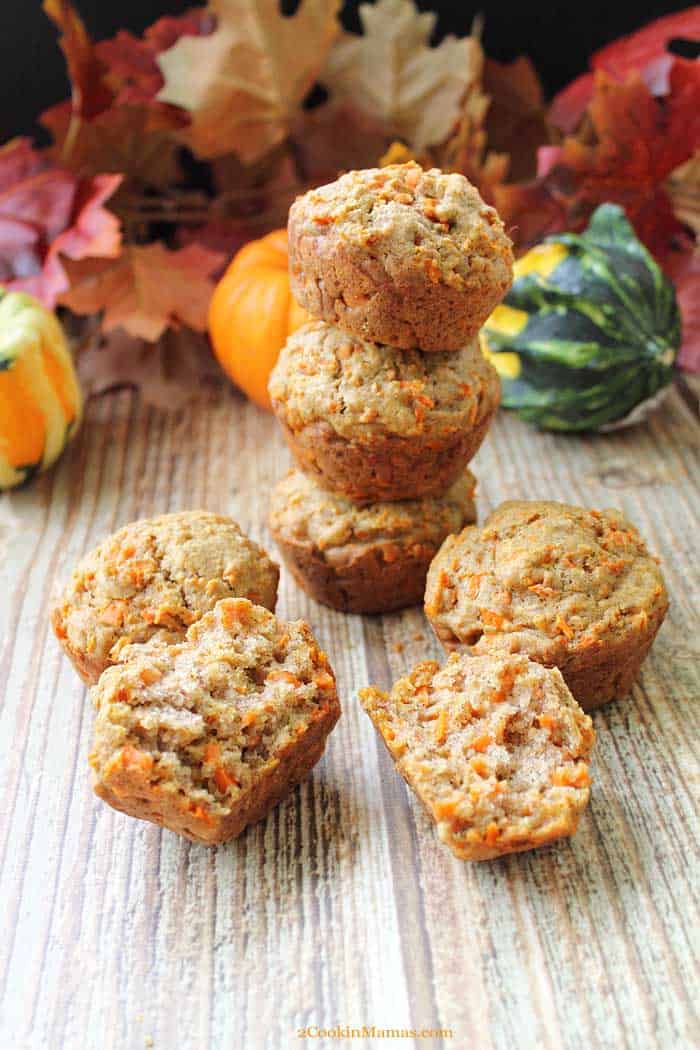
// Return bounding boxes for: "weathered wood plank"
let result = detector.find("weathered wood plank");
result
[0,383,698,1050]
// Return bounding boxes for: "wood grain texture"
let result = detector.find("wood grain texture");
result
[0,383,698,1050]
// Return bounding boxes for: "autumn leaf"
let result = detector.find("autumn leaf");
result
[322,0,478,152]
[157,0,341,162]
[96,11,212,107]
[667,152,700,238]
[0,138,121,306]
[59,243,224,342]
[78,326,224,410]
[498,67,700,254]
[41,102,182,187]
[483,57,549,181]
[292,101,392,183]
[43,0,113,119]
[665,246,700,372]
[550,8,700,132]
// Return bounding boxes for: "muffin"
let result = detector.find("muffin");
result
[90,598,340,844]
[51,511,279,685]
[360,652,595,861]
[269,321,500,503]
[425,501,668,710]
[288,163,514,351]
[269,468,477,614]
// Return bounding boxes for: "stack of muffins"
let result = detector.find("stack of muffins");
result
[268,162,514,614]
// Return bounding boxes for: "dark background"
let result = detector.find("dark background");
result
[0,0,691,142]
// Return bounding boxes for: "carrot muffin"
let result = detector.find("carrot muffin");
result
[288,163,514,351]
[425,501,668,710]
[51,511,279,685]
[90,598,340,844]
[269,468,477,614]
[269,321,500,503]
[360,652,594,861]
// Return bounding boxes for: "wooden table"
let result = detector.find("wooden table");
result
[1,379,698,1050]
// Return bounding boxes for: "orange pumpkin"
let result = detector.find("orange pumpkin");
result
[208,229,309,410]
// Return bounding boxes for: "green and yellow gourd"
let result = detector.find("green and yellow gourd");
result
[481,204,681,431]
[0,291,82,489]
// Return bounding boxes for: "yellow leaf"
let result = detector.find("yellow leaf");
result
[156,0,341,163]
[322,0,479,152]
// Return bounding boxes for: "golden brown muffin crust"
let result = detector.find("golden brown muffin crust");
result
[269,469,477,614]
[269,322,499,442]
[51,511,279,685]
[288,163,513,350]
[361,652,594,861]
[90,598,340,844]
[425,501,668,708]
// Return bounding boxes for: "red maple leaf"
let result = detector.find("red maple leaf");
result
[0,138,121,306]
[95,11,211,107]
[551,7,700,132]
[500,68,700,253]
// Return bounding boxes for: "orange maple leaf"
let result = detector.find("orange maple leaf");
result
[59,243,224,342]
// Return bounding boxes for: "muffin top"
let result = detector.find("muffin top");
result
[289,163,513,293]
[360,652,594,860]
[270,468,476,554]
[91,598,339,813]
[52,511,279,682]
[268,321,500,440]
[425,500,668,665]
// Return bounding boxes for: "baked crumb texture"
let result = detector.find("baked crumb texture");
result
[90,598,340,844]
[360,652,594,861]
[51,511,280,685]
[269,321,499,502]
[425,501,668,710]
[288,163,514,351]
[269,468,477,614]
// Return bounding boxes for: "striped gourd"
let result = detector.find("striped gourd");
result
[480,204,681,431]
[0,291,82,489]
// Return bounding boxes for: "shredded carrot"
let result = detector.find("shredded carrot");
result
[100,600,127,627]
[203,742,221,764]
[268,670,300,686]
[484,822,500,846]
[491,664,517,703]
[424,258,441,284]
[538,714,557,730]
[188,802,214,825]
[552,765,590,788]
[139,666,162,686]
[314,671,335,691]
[119,745,153,773]
[470,756,490,778]
[220,602,249,629]
[434,709,449,745]
[529,583,557,598]
[471,733,492,753]
[468,574,485,599]
[481,608,508,630]
[313,214,334,225]
[555,614,575,640]
[434,797,459,820]
[214,766,237,793]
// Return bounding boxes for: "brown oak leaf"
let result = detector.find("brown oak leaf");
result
[78,326,224,410]
[483,56,550,181]
[59,243,224,342]
[156,0,341,162]
[322,0,478,152]
[43,0,113,119]
[41,102,182,187]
